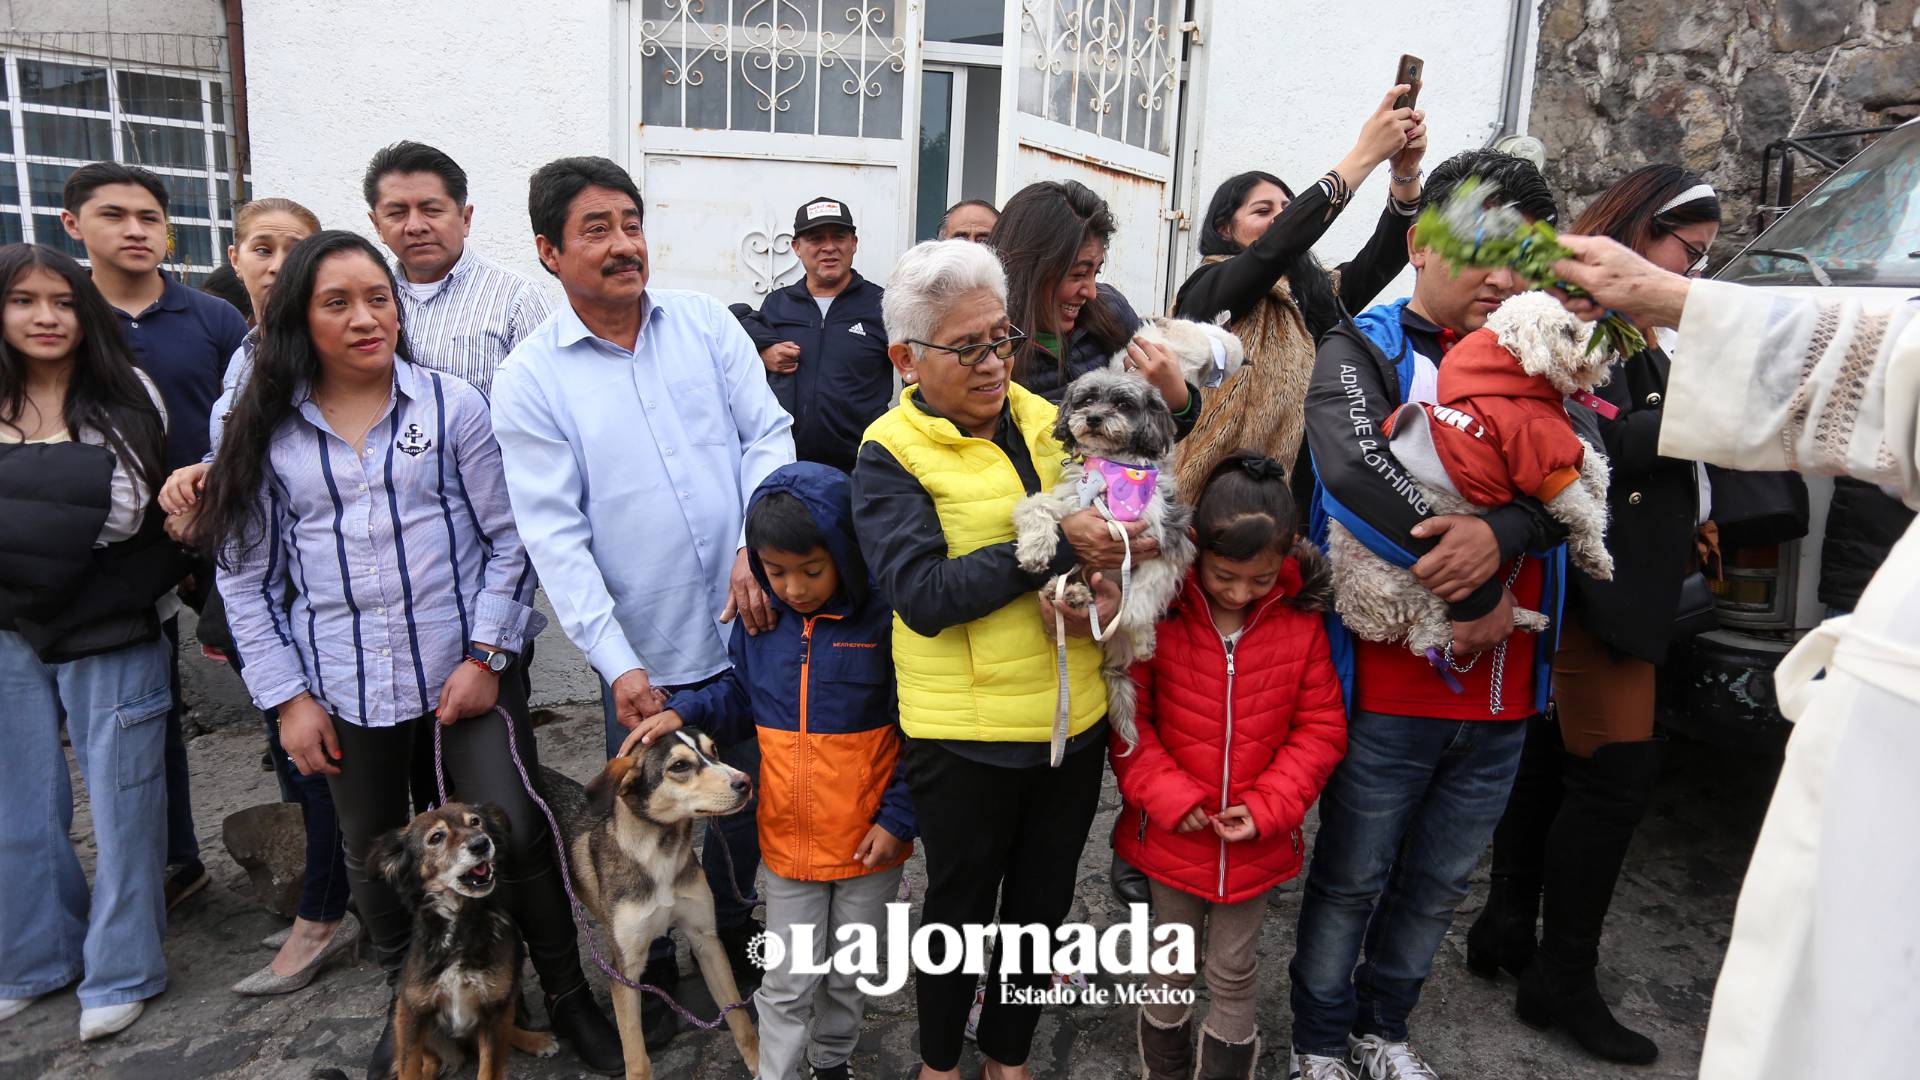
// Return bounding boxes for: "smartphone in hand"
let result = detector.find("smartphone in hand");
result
[1394,54,1424,110]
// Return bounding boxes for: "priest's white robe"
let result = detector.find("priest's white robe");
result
[1665,280,1920,1079]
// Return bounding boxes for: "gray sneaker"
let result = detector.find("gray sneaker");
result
[1347,1034,1441,1080]
[1290,1048,1359,1080]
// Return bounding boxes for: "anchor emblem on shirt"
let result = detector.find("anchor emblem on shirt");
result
[396,423,432,456]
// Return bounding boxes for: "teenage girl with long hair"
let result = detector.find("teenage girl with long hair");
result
[0,244,185,1042]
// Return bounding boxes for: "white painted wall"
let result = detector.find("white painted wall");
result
[9,0,226,36]
[1176,0,1541,306]
[243,0,1539,305]
[244,0,615,284]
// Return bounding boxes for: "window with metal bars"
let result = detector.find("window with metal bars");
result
[0,53,243,284]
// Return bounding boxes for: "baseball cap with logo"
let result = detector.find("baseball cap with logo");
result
[794,196,855,237]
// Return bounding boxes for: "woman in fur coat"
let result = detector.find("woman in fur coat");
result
[1172,87,1428,505]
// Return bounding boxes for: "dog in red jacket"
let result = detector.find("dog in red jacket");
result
[1328,291,1617,655]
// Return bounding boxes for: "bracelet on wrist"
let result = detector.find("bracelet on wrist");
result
[1390,168,1424,185]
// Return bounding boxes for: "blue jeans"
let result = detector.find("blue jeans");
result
[599,677,762,959]
[261,707,352,922]
[160,616,200,865]
[1289,711,1528,1054]
[0,630,171,1008]
[234,648,351,923]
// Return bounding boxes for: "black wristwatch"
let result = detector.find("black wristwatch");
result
[465,644,513,674]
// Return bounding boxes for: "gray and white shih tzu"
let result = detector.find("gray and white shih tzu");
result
[1013,367,1196,751]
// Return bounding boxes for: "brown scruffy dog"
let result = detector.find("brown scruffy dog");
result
[371,802,559,1080]
[537,729,760,1080]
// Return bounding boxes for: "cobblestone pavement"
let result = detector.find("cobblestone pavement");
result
[1,707,1779,1080]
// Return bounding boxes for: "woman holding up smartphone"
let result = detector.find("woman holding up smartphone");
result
[0,245,188,1041]
[195,231,623,1077]
[1172,84,1427,503]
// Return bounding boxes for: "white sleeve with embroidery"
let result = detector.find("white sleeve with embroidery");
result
[1660,279,1920,508]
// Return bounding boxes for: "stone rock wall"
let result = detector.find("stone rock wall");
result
[1528,0,1919,249]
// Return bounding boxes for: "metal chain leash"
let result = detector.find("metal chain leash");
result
[1439,555,1528,715]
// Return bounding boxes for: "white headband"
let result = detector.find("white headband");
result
[1655,183,1717,217]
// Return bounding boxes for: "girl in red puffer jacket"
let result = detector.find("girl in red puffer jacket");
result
[1114,451,1348,1080]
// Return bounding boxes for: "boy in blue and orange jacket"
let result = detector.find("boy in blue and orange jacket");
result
[621,461,913,1080]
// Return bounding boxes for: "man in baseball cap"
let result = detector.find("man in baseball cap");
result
[735,196,892,473]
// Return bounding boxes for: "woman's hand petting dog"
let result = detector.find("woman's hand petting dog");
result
[1038,571,1122,638]
[1211,805,1259,843]
[854,823,908,870]
[617,708,686,758]
[1063,510,1160,571]
[436,660,500,725]
[279,693,342,776]
[721,547,779,636]
[1118,336,1190,413]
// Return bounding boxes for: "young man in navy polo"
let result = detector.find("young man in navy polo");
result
[62,163,248,911]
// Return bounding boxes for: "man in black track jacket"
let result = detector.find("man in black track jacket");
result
[736,196,893,473]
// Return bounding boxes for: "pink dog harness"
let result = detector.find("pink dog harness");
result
[1077,457,1158,522]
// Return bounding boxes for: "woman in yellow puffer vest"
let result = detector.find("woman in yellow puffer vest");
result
[850,237,1199,1080]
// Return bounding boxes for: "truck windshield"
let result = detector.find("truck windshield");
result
[1719,122,1920,288]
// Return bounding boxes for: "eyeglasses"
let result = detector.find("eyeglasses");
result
[905,325,1027,367]
[1676,235,1711,277]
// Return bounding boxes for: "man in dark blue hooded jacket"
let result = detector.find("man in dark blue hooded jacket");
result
[736,197,893,474]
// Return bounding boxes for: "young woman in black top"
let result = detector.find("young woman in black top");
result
[1171,86,1426,499]
[0,244,184,1042]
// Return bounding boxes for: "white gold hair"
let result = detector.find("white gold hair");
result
[882,239,1008,347]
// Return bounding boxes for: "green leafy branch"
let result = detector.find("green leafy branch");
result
[1411,178,1647,357]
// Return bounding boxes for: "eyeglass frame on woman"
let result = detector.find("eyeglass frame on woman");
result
[904,325,1028,366]
[1674,234,1711,277]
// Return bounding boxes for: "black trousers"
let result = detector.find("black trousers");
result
[324,675,586,998]
[905,736,1105,1070]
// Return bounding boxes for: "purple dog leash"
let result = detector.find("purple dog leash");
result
[430,708,754,1031]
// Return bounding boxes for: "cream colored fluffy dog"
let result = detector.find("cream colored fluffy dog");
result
[1329,291,1617,657]
[1112,315,1247,388]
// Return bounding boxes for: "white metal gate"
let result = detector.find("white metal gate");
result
[996,0,1186,310]
[621,1,1189,310]
[624,0,921,304]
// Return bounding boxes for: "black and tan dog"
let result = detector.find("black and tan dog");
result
[538,728,760,1080]
[371,802,559,1080]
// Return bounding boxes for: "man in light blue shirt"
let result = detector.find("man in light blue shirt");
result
[491,156,793,1039]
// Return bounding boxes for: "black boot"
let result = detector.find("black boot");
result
[1193,1024,1258,1080]
[1137,1006,1192,1080]
[1514,740,1662,1065]
[1468,715,1563,979]
[640,952,681,1051]
[547,984,624,1076]
[1110,851,1151,906]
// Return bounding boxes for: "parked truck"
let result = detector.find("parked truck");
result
[1662,118,1920,750]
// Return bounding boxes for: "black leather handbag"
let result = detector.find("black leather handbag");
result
[1672,571,1719,639]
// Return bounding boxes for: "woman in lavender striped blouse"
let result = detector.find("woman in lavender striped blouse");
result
[196,231,621,1075]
